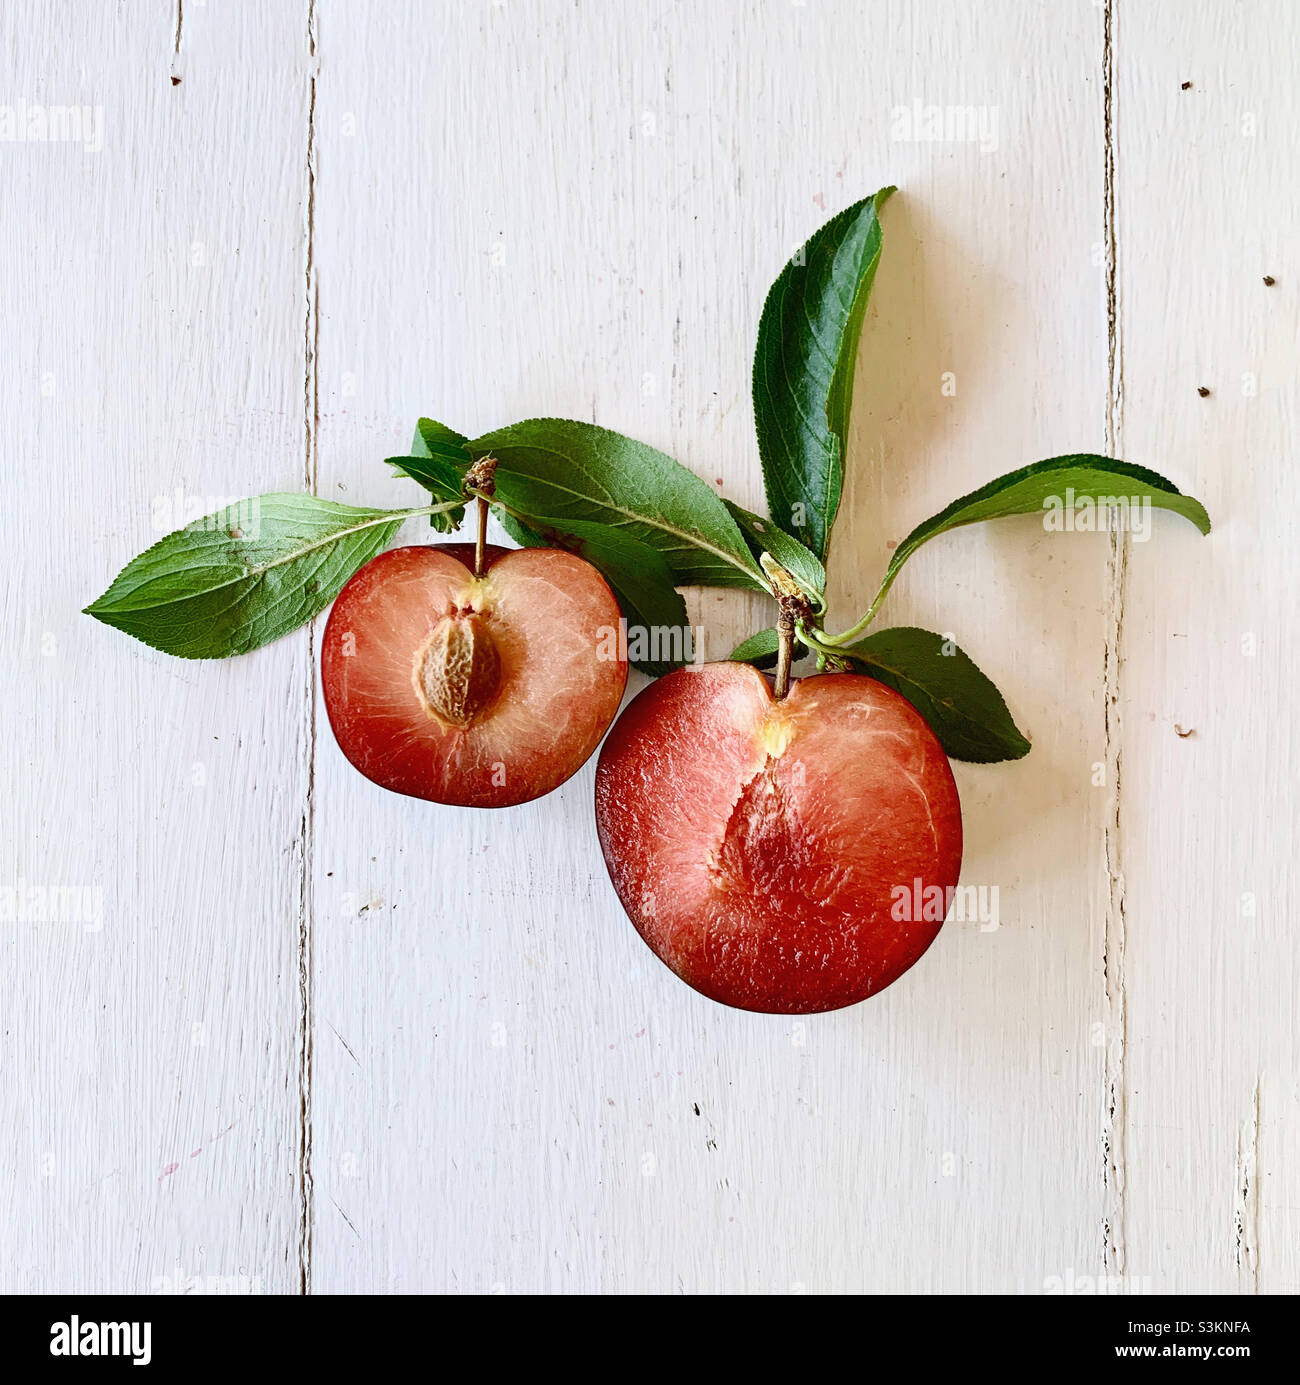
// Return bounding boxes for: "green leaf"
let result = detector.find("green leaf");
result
[412,416,471,467]
[722,500,826,611]
[387,453,463,499]
[494,507,541,551]
[386,455,466,533]
[840,626,1030,763]
[397,416,472,532]
[729,627,781,669]
[83,494,435,659]
[753,187,894,561]
[466,418,766,591]
[495,510,691,675]
[858,455,1212,626]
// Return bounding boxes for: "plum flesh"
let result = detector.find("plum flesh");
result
[595,662,963,1013]
[323,543,626,808]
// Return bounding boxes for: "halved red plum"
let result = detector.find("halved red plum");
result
[323,544,627,808]
[594,662,963,1013]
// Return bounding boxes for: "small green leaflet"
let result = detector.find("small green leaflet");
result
[412,416,471,466]
[83,494,440,659]
[387,454,465,532]
[466,418,766,592]
[723,500,826,611]
[840,626,1030,763]
[753,187,894,562]
[392,417,472,531]
[496,509,691,675]
[857,455,1212,627]
[728,627,781,669]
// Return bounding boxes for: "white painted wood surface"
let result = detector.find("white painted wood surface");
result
[1115,4,1300,1295]
[1,0,1294,1294]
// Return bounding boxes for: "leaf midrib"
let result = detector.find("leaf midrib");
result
[857,652,1022,749]
[489,442,761,583]
[89,509,408,613]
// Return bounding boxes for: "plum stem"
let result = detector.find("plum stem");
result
[764,559,815,699]
[474,497,489,577]
[772,603,797,700]
[464,455,499,578]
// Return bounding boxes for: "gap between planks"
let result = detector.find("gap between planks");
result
[297,0,321,1298]
[1100,0,1129,1281]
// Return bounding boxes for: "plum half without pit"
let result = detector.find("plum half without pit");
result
[594,661,963,1014]
[322,543,626,808]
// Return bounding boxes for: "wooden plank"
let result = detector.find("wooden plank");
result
[0,3,312,1292]
[309,0,1111,1292]
[1114,0,1300,1294]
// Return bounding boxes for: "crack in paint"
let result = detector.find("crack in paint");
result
[170,2,183,84]
[1234,1075,1262,1290]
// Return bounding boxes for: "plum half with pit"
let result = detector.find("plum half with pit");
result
[322,543,626,808]
[595,662,963,1013]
